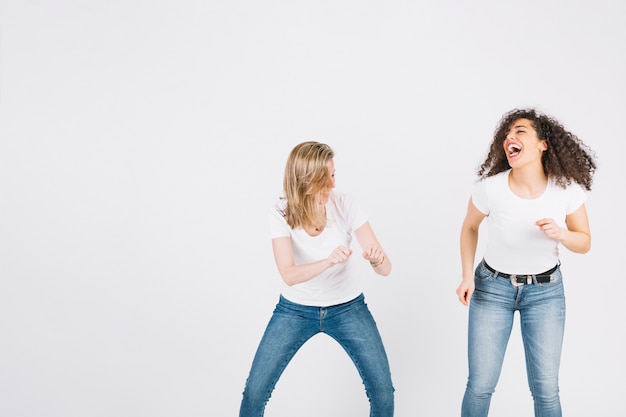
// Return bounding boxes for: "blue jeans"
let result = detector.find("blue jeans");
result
[462,260,566,417]
[239,293,394,417]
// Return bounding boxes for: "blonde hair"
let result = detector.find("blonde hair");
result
[282,141,334,229]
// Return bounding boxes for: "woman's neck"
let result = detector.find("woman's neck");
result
[508,167,548,199]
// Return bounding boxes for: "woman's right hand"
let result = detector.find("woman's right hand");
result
[456,278,475,306]
[326,246,353,266]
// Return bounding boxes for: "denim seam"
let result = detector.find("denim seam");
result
[319,307,328,332]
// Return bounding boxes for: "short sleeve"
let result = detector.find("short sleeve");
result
[471,179,490,215]
[330,192,368,233]
[566,183,588,214]
[269,201,291,239]
[345,194,368,231]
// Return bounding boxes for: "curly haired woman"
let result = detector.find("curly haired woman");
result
[455,108,597,417]
[239,141,395,416]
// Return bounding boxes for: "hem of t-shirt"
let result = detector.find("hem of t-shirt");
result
[483,257,560,276]
[280,290,363,308]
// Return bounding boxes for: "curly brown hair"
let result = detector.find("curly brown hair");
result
[477,108,597,190]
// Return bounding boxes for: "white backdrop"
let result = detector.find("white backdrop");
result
[1,1,625,416]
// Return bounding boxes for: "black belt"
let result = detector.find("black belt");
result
[483,261,558,285]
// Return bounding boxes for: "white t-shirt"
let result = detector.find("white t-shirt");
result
[269,191,368,307]
[472,170,587,274]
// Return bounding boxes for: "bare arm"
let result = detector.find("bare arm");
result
[354,221,392,276]
[271,236,353,286]
[456,197,487,306]
[535,203,591,254]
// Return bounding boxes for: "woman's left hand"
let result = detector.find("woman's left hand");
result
[362,245,384,265]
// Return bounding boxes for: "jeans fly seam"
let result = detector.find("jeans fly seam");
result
[319,307,327,331]
[514,286,524,309]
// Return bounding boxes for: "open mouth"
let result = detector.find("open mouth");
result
[507,143,522,158]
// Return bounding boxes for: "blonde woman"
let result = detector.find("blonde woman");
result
[239,141,394,416]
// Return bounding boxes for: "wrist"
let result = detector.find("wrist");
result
[370,256,385,268]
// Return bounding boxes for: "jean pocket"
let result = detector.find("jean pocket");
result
[474,261,496,282]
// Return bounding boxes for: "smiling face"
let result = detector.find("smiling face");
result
[503,118,548,169]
